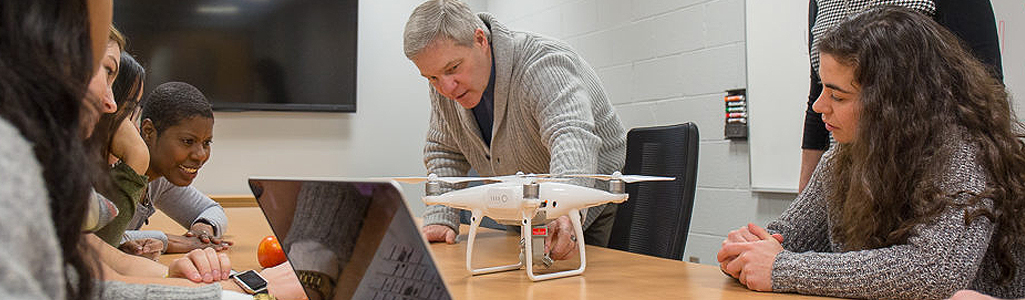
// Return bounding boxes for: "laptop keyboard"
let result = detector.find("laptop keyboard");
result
[366,244,449,300]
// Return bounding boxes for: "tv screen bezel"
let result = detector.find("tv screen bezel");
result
[113,0,359,113]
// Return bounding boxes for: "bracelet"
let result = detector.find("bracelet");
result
[296,270,335,300]
[253,293,276,300]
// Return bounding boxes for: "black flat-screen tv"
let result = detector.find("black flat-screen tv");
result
[114,0,358,112]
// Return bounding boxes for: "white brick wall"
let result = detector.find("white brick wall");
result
[487,0,795,266]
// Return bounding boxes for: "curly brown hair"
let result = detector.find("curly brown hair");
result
[818,6,1025,283]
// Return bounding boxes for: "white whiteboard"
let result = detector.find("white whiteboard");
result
[993,1,1025,115]
[747,0,1024,193]
[746,0,809,193]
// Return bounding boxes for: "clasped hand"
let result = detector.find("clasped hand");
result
[166,222,234,253]
[119,238,164,260]
[716,223,784,292]
[184,222,233,247]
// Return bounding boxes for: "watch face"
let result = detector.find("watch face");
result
[236,270,268,290]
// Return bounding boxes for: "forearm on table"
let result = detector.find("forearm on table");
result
[422,129,469,234]
[100,261,238,293]
[122,230,170,252]
[422,205,461,234]
[772,206,994,299]
[87,234,167,277]
[542,123,604,229]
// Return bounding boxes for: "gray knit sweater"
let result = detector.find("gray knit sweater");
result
[421,13,627,235]
[0,119,222,299]
[0,117,66,299]
[768,131,1025,299]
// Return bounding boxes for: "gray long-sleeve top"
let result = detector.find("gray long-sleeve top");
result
[122,177,227,247]
[421,12,627,235]
[0,118,223,299]
[767,130,1025,299]
[0,118,67,299]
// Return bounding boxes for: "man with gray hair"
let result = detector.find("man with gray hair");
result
[404,0,627,261]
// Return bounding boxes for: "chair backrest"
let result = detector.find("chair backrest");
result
[607,123,699,260]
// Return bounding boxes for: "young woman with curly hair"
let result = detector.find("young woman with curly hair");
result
[717,6,1024,300]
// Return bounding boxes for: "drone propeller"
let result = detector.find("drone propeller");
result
[565,171,675,183]
[386,174,503,184]
[389,171,563,184]
[491,172,555,181]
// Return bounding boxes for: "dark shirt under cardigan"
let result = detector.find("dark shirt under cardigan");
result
[471,48,498,147]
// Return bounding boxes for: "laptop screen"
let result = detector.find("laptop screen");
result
[248,178,451,300]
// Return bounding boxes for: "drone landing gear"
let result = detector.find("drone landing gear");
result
[464,209,587,281]
[466,209,522,275]
[522,208,586,281]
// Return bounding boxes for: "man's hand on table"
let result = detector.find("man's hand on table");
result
[422,224,456,244]
[544,215,579,261]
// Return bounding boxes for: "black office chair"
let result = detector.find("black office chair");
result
[607,123,699,260]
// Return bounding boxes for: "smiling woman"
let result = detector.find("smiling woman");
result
[107,81,233,255]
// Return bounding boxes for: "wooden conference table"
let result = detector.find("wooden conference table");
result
[145,207,837,300]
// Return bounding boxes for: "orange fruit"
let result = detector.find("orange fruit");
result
[257,235,287,268]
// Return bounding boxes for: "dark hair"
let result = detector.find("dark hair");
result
[819,6,1024,283]
[140,81,214,134]
[89,52,145,158]
[0,0,99,299]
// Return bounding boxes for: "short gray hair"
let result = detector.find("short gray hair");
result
[403,0,491,59]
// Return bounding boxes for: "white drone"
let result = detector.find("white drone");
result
[393,171,674,281]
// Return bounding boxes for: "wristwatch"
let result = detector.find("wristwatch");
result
[230,270,268,294]
[296,270,336,299]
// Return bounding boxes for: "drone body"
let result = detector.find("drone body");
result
[392,172,673,281]
[423,181,627,226]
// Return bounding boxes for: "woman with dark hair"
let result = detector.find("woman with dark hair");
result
[0,0,110,298]
[89,50,157,252]
[97,51,148,166]
[102,52,170,258]
[798,0,1003,192]
[716,6,1025,300]
[0,1,303,299]
[111,52,145,123]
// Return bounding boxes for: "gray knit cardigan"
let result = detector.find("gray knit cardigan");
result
[767,130,1025,299]
[421,13,627,234]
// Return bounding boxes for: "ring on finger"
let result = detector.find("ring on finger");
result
[569,235,577,242]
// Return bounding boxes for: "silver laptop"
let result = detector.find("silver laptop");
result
[248,177,452,300]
